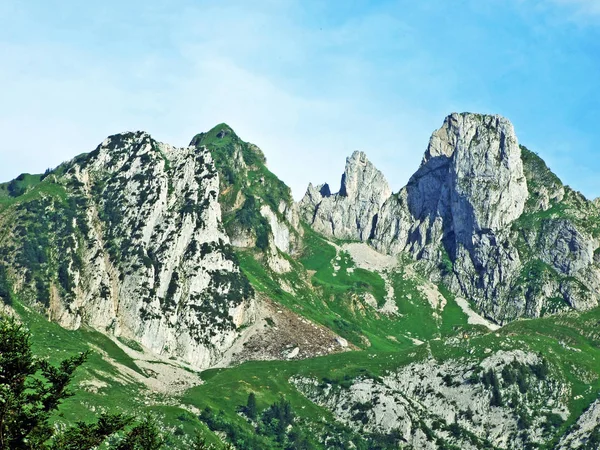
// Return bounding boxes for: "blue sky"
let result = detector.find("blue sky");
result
[1,0,599,199]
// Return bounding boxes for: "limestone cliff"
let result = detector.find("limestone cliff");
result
[299,151,391,241]
[0,131,255,368]
[190,124,301,273]
[302,113,600,323]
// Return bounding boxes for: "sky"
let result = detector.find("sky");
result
[1,0,599,199]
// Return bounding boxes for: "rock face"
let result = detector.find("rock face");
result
[558,397,600,449]
[2,131,255,368]
[374,114,526,251]
[302,113,600,323]
[372,113,531,320]
[299,151,391,241]
[294,350,569,449]
[190,124,302,272]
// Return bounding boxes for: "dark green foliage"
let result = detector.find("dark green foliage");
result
[199,406,272,449]
[7,188,89,307]
[442,374,454,387]
[35,276,50,308]
[259,397,295,442]
[439,245,454,274]
[190,433,213,450]
[7,179,26,197]
[244,393,257,420]
[235,196,271,251]
[517,409,533,430]
[0,265,12,306]
[0,315,133,450]
[500,359,549,395]
[531,358,549,380]
[501,364,516,385]
[41,168,53,181]
[542,413,564,434]
[117,336,144,353]
[583,425,600,450]
[58,261,73,293]
[199,397,321,449]
[163,271,180,310]
[481,369,503,407]
[5,173,43,198]
[114,415,164,450]
[48,414,133,450]
[448,421,462,438]
[350,402,370,424]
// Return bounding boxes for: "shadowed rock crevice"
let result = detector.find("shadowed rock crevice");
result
[301,112,600,323]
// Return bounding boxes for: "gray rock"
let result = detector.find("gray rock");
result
[557,397,600,449]
[302,113,599,322]
[299,151,391,241]
[293,350,569,449]
[10,131,256,369]
[370,113,529,321]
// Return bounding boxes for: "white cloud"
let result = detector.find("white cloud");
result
[0,1,440,198]
[552,0,600,14]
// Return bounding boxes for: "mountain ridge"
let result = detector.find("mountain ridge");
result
[301,112,600,324]
[2,113,600,448]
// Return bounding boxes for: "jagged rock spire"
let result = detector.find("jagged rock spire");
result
[299,150,391,241]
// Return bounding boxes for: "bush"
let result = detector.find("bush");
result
[0,265,13,305]
[0,314,164,449]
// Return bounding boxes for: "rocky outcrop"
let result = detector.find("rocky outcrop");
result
[373,112,527,255]
[300,113,599,323]
[299,151,391,241]
[294,350,569,449]
[3,131,256,369]
[558,398,600,449]
[371,113,532,320]
[190,124,302,261]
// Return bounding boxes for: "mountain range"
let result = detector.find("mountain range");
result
[1,112,599,449]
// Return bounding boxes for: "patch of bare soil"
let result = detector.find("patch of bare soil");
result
[226,296,356,366]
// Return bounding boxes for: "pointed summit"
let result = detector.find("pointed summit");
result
[189,123,239,148]
[299,151,391,241]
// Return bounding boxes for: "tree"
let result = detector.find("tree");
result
[0,315,123,449]
[0,265,12,305]
[48,415,133,450]
[0,314,158,450]
[114,415,164,450]
[245,393,257,420]
[261,397,295,442]
[191,432,215,450]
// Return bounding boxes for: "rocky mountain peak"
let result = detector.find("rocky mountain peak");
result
[438,112,527,232]
[189,123,266,169]
[202,123,237,140]
[189,123,301,268]
[299,151,391,241]
[1,130,258,369]
[424,113,513,159]
[372,113,599,322]
[339,151,389,200]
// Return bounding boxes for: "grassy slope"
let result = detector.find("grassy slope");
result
[4,142,600,448]
[12,301,223,449]
[239,225,478,352]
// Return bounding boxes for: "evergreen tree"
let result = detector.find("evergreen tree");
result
[0,315,130,449]
[0,314,163,450]
[114,415,164,450]
[245,393,257,420]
